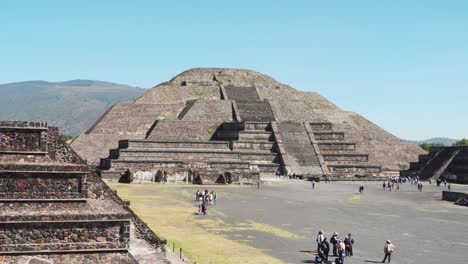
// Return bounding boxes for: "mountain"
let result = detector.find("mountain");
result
[406,137,458,146]
[0,80,145,136]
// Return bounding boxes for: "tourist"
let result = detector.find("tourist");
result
[330,232,339,256]
[320,237,330,262]
[198,198,203,215]
[209,192,214,205]
[213,192,217,205]
[448,183,451,191]
[337,239,346,264]
[381,240,394,263]
[444,179,447,187]
[195,190,200,201]
[382,181,386,190]
[316,230,324,252]
[201,200,207,215]
[344,233,354,257]
[312,181,315,190]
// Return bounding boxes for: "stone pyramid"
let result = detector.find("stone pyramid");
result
[71,68,424,183]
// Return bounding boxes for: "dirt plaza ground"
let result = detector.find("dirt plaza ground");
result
[108,180,468,264]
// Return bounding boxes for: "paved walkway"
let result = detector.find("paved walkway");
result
[181,182,468,264]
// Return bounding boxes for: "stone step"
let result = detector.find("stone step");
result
[98,169,123,180]
[209,161,251,169]
[244,122,271,131]
[105,159,183,170]
[327,164,382,174]
[309,122,332,131]
[117,149,240,160]
[233,141,275,151]
[238,131,273,141]
[119,140,231,150]
[239,152,279,163]
[322,153,368,162]
[313,131,345,141]
[318,142,356,151]
[256,163,281,172]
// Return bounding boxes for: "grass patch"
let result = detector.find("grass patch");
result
[348,194,364,204]
[108,182,285,264]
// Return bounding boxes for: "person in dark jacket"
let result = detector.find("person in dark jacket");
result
[330,232,339,256]
[344,234,354,256]
[320,237,330,262]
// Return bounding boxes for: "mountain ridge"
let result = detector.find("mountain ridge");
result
[406,137,458,146]
[0,79,146,136]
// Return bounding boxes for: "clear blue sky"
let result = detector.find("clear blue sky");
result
[1,0,466,140]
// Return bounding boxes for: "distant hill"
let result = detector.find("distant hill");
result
[0,80,145,136]
[406,137,458,146]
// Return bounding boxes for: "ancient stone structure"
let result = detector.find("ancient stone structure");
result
[401,146,468,183]
[71,68,424,182]
[0,121,138,263]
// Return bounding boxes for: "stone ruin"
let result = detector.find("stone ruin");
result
[0,121,167,263]
[71,68,425,183]
[401,146,468,184]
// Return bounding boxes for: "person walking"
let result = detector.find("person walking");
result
[382,240,394,263]
[316,230,324,252]
[330,232,339,256]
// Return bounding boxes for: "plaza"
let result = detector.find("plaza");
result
[109,181,468,264]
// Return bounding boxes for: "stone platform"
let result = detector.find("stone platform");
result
[0,121,139,263]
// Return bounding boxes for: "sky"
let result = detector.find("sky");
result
[0,0,467,140]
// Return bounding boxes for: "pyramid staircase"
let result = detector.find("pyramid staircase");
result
[309,122,382,178]
[214,122,281,174]
[401,146,468,183]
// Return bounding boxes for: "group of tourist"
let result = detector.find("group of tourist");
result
[315,231,354,264]
[315,231,395,264]
[382,180,399,191]
[195,189,217,215]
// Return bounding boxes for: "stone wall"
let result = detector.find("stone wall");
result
[442,191,467,202]
[0,121,48,153]
[0,172,86,200]
[146,120,221,142]
[0,221,129,253]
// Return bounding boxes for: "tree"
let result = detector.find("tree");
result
[60,134,74,143]
[419,143,445,152]
[454,138,468,146]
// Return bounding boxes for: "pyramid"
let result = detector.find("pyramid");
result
[71,68,424,183]
[401,146,468,183]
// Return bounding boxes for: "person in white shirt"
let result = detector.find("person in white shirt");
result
[316,230,324,252]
